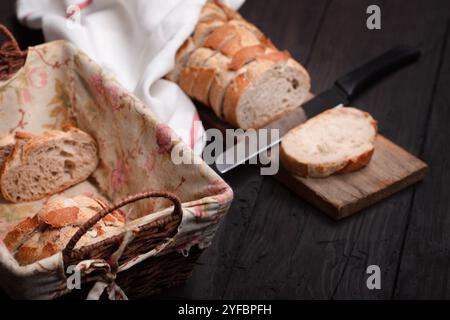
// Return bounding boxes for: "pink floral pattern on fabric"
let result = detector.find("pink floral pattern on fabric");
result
[207,179,231,196]
[193,206,204,219]
[156,123,175,154]
[111,160,130,192]
[27,67,48,88]
[90,72,105,96]
[207,179,234,206]
[21,88,31,104]
[109,85,123,111]
[144,152,156,174]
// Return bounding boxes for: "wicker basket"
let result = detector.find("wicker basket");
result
[0,26,233,300]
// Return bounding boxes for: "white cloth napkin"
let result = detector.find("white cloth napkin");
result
[16,0,245,155]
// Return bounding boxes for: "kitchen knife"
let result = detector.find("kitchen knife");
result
[215,45,420,174]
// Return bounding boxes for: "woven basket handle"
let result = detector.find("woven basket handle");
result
[0,25,22,52]
[0,24,27,80]
[62,191,182,260]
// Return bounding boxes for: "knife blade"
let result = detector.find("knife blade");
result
[215,45,420,174]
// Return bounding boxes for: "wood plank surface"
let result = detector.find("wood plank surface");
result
[394,21,450,299]
[329,0,450,300]
[223,0,450,299]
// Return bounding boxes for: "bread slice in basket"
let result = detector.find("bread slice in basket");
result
[280,107,378,178]
[3,195,125,266]
[0,134,16,169]
[0,126,99,203]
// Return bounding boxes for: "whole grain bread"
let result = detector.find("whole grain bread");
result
[0,126,99,203]
[3,195,125,266]
[168,0,311,129]
[280,107,378,178]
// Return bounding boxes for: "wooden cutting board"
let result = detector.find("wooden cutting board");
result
[197,105,428,219]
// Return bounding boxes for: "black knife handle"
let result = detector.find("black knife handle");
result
[335,45,420,99]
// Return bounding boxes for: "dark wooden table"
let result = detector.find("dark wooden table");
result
[1,0,450,299]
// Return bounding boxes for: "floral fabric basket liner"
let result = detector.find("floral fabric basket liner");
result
[0,39,233,299]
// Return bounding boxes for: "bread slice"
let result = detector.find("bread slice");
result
[2,215,40,253]
[0,134,16,170]
[3,195,125,265]
[280,107,378,178]
[178,47,217,99]
[223,57,310,129]
[0,127,99,203]
[209,69,234,119]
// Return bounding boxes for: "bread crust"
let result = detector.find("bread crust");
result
[179,67,199,96]
[219,23,261,57]
[337,149,375,174]
[280,145,309,177]
[223,73,251,126]
[0,134,16,178]
[3,215,41,252]
[179,47,220,105]
[193,19,225,46]
[192,68,216,105]
[228,45,266,71]
[228,19,265,43]
[259,50,291,63]
[203,25,237,50]
[209,70,233,118]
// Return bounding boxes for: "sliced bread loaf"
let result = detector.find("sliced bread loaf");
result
[0,126,99,203]
[280,107,378,178]
[168,0,311,129]
[3,195,125,265]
